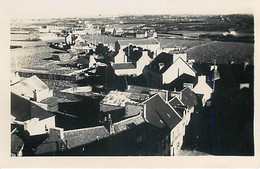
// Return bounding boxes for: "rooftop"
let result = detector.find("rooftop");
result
[112,62,136,70]
[64,126,109,149]
[11,75,49,98]
[143,94,182,129]
[180,87,198,108]
[100,91,137,107]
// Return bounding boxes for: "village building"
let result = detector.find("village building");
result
[143,51,196,88]
[112,50,153,76]
[114,39,160,63]
[61,85,197,156]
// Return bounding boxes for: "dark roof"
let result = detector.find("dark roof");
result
[180,87,197,108]
[29,134,49,149]
[156,101,182,129]
[146,52,173,74]
[31,101,55,120]
[128,93,149,102]
[117,39,159,46]
[33,129,66,155]
[113,114,145,133]
[112,62,136,70]
[169,97,185,117]
[143,94,182,129]
[40,96,77,112]
[77,56,89,65]
[125,85,168,101]
[11,133,24,154]
[64,114,145,149]
[100,104,124,113]
[163,73,197,91]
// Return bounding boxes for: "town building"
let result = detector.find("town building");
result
[61,85,197,156]
[112,50,153,76]
[114,39,160,63]
[143,51,196,88]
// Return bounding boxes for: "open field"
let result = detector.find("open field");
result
[186,41,254,64]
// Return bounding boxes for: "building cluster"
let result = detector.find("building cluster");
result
[11,24,253,156]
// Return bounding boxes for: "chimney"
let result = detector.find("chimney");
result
[108,114,115,135]
[33,90,37,101]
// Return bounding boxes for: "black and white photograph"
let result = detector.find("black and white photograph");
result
[2,0,259,167]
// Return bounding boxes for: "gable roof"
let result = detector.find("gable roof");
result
[32,129,66,155]
[163,73,197,91]
[64,126,109,149]
[168,97,186,117]
[11,133,24,154]
[180,87,197,108]
[11,75,49,98]
[117,38,159,46]
[146,52,173,74]
[143,94,182,129]
[64,114,146,149]
[163,57,197,75]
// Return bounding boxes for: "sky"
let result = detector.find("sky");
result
[1,0,256,19]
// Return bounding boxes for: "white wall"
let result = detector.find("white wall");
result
[114,50,126,63]
[24,116,55,136]
[162,58,196,84]
[136,51,152,76]
[36,89,53,102]
[170,121,185,156]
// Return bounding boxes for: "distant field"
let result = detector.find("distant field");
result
[158,38,207,48]
[186,41,254,64]
[10,33,254,75]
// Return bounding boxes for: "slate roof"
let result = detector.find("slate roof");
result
[11,75,49,98]
[100,91,137,107]
[180,87,198,108]
[63,114,145,149]
[117,39,159,46]
[64,126,109,148]
[39,96,77,112]
[32,129,66,155]
[168,97,185,117]
[125,85,168,101]
[11,133,24,154]
[146,52,173,74]
[163,73,197,91]
[113,114,145,133]
[112,62,136,70]
[143,94,182,129]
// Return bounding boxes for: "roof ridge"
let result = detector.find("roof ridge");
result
[168,96,185,106]
[156,93,183,120]
[141,93,159,104]
[167,102,183,120]
[113,114,143,126]
[164,56,197,75]
[63,125,105,133]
